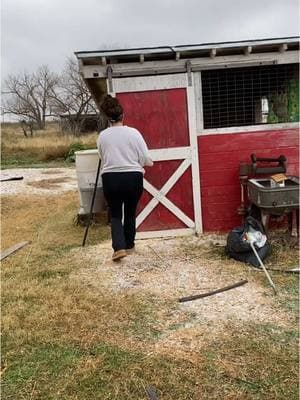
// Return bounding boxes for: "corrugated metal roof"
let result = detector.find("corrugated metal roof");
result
[75,36,299,60]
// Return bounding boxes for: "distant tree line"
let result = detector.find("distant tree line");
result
[1,57,106,135]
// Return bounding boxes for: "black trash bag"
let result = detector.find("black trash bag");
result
[225,216,271,267]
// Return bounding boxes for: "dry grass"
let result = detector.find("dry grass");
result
[1,192,299,399]
[1,122,97,167]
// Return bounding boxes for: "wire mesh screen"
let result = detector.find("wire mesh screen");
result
[201,63,299,129]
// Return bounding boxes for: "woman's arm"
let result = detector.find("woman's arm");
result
[136,132,153,167]
[96,133,103,159]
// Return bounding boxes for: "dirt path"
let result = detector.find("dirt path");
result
[0,168,78,196]
[72,236,294,358]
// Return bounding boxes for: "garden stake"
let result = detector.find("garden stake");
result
[82,158,101,247]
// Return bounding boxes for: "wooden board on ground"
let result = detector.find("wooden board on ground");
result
[1,241,30,261]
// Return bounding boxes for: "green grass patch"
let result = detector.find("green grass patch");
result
[207,322,299,399]
[2,340,201,400]
[2,342,85,399]
[1,155,72,169]
[64,142,91,162]
[36,269,71,280]
[276,276,299,314]
[124,296,165,341]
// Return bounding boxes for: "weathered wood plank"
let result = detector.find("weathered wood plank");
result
[1,241,30,261]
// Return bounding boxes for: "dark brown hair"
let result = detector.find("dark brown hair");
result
[100,94,123,122]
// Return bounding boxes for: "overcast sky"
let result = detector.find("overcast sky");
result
[1,0,299,81]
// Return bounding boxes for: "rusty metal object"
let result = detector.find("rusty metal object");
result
[251,154,286,175]
[239,162,252,177]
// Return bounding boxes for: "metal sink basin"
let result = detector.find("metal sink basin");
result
[247,176,299,214]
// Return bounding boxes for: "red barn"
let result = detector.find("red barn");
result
[75,37,299,238]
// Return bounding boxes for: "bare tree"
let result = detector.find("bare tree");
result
[2,66,59,131]
[50,57,105,135]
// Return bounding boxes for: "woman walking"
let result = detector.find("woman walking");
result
[97,95,153,261]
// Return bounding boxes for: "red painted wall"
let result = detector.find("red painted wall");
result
[198,128,299,232]
[118,90,190,148]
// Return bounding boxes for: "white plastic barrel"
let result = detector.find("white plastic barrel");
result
[75,149,105,214]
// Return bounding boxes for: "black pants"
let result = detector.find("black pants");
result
[102,172,143,251]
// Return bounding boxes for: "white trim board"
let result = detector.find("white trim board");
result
[149,147,191,161]
[113,74,188,92]
[187,73,203,234]
[194,71,204,132]
[198,122,299,136]
[136,228,195,239]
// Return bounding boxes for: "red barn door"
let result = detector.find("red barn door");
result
[114,74,202,238]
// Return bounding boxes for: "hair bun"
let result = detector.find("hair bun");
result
[101,95,123,122]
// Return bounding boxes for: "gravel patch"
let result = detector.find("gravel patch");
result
[72,235,294,356]
[0,168,78,196]
[73,236,291,327]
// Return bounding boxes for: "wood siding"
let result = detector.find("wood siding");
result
[198,128,299,232]
[118,89,190,148]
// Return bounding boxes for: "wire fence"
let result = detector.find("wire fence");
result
[201,63,299,129]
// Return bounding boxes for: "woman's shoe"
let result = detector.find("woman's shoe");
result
[126,247,135,255]
[112,249,127,261]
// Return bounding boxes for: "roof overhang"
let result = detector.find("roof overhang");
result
[75,36,299,65]
[74,36,299,106]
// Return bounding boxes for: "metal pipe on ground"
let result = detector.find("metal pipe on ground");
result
[0,176,23,182]
[178,279,248,303]
[247,237,277,294]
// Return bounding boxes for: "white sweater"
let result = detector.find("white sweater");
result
[97,125,153,175]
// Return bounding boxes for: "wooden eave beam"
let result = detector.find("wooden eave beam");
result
[244,46,252,55]
[80,50,299,79]
[210,48,217,58]
[279,43,288,53]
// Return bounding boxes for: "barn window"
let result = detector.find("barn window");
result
[201,63,299,129]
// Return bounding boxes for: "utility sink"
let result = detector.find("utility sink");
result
[247,176,299,214]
